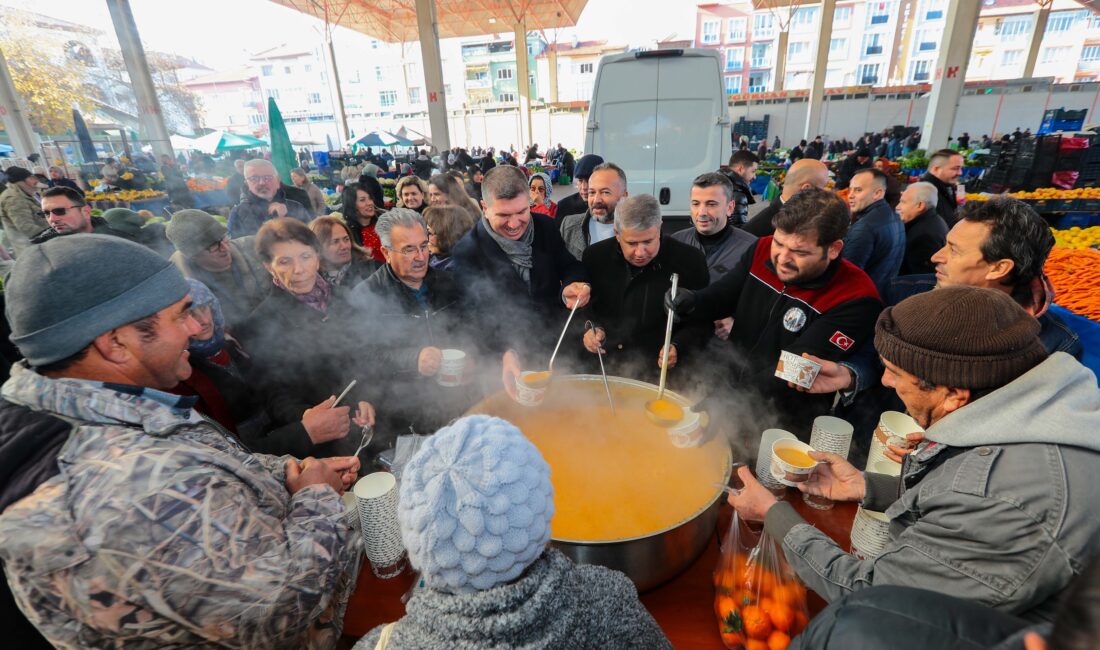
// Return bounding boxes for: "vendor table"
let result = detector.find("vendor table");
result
[89,196,171,215]
[191,189,231,210]
[340,489,857,647]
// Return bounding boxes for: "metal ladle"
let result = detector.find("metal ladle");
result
[585,320,616,415]
[524,295,583,389]
[645,273,684,427]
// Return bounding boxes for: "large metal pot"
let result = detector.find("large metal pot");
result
[467,374,733,592]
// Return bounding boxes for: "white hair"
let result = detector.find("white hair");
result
[614,194,663,232]
[907,181,939,209]
[376,208,427,249]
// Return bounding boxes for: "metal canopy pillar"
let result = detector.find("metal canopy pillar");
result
[774,30,789,92]
[0,47,40,158]
[514,21,533,147]
[415,0,450,152]
[1023,1,1053,79]
[105,0,173,160]
[919,0,981,151]
[804,0,835,140]
[322,30,350,145]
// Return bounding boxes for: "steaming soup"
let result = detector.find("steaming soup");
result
[775,447,815,468]
[468,378,731,542]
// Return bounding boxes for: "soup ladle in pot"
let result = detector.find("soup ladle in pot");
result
[523,294,583,390]
[646,273,684,427]
[585,320,616,415]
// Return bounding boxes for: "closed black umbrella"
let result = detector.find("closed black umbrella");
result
[72,109,98,163]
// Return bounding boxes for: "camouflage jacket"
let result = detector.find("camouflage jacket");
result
[0,363,358,649]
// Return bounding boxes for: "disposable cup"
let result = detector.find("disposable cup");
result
[809,415,854,458]
[756,428,797,491]
[867,411,923,468]
[437,349,467,387]
[353,472,407,579]
[514,370,550,407]
[770,439,821,487]
[850,506,891,560]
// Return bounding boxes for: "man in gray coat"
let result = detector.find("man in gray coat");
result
[729,286,1100,623]
[558,163,628,260]
[0,167,49,255]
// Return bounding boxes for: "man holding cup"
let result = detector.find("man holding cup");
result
[728,287,1100,622]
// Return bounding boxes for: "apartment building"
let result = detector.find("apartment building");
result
[534,40,627,103]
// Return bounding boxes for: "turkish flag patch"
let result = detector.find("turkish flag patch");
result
[829,331,855,351]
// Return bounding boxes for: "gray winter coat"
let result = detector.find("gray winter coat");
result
[764,352,1100,622]
[353,548,671,650]
[671,225,757,283]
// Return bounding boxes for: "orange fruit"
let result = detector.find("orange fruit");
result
[715,594,737,620]
[742,604,773,640]
[767,630,792,650]
[747,640,770,650]
[721,630,745,648]
[767,602,795,633]
[735,589,757,608]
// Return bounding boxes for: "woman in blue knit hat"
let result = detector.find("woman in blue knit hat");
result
[355,415,671,650]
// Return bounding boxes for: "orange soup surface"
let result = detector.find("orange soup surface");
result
[775,447,815,468]
[523,371,552,388]
[469,379,730,542]
[646,398,683,422]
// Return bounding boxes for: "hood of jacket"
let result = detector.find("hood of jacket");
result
[926,352,1100,451]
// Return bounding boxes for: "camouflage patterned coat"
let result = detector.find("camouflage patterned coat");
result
[0,363,358,649]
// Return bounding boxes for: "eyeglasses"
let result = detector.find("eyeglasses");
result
[205,238,229,254]
[44,205,84,216]
[246,175,276,183]
[391,242,430,257]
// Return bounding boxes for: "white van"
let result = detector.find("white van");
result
[584,49,731,229]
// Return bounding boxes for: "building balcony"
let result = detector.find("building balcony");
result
[865,45,883,55]
[750,58,771,68]
[726,60,744,72]
[465,77,491,89]
[913,71,930,81]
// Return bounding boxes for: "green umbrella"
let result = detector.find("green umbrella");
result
[267,97,295,186]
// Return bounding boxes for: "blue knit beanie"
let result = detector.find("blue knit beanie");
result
[399,415,554,593]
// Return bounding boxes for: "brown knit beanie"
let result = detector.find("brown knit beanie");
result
[874,286,1048,389]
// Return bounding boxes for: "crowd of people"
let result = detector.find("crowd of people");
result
[0,129,1096,650]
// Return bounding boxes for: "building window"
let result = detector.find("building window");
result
[379,90,397,107]
[284,66,292,74]
[580,62,594,74]
[1082,45,1100,62]
[866,1,892,26]
[409,87,421,104]
[498,92,516,102]
[371,39,379,49]
[910,59,932,82]
[261,65,273,76]
[727,17,746,42]
[858,63,880,85]
[748,71,770,93]
[1042,46,1072,64]
[913,29,940,54]
[1046,10,1083,33]
[995,15,1031,40]
[497,67,514,80]
[753,13,775,39]
[833,5,852,27]
[829,38,848,60]
[702,19,720,45]
[1002,50,1024,67]
[304,64,312,73]
[444,84,453,96]
[308,92,321,104]
[267,89,280,99]
[922,0,945,20]
[375,66,384,81]
[751,42,771,68]
[788,41,810,62]
[862,33,884,56]
[726,47,744,71]
[792,7,817,29]
[725,74,742,95]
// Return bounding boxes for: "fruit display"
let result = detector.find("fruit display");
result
[85,189,166,202]
[1009,187,1100,200]
[186,177,228,192]
[1052,226,1100,250]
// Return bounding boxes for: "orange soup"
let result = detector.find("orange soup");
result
[469,379,730,542]
[775,447,815,468]
[522,371,552,388]
[646,398,683,422]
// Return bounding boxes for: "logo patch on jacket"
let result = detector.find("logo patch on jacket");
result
[782,307,807,332]
[829,331,855,351]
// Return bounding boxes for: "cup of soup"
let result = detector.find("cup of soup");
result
[770,439,820,485]
[514,370,552,407]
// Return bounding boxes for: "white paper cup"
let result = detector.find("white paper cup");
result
[513,371,550,407]
[770,439,821,486]
[775,350,822,389]
[756,428,797,490]
[867,411,923,468]
[666,408,704,448]
[850,506,891,560]
[341,491,359,529]
[809,415,854,458]
[437,349,466,387]
[353,472,407,578]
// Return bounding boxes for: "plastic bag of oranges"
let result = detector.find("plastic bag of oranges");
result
[713,511,809,650]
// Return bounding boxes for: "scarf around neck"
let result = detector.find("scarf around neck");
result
[483,217,535,289]
[274,273,333,314]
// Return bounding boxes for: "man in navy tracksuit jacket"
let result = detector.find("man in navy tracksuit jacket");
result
[668,189,882,438]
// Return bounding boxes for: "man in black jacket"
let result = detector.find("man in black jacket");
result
[581,194,709,382]
[742,159,829,238]
[668,189,882,437]
[834,149,871,190]
[920,149,964,227]
[896,181,947,275]
[720,150,758,225]
[350,209,476,435]
[451,166,590,398]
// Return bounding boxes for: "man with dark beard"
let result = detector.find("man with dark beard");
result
[559,163,629,260]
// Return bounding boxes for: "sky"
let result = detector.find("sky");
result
[0,0,699,70]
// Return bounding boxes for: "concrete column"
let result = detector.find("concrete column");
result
[322,31,350,145]
[1023,4,1053,79]
[804,0,835,140]
[415,0,451,151]
[514,21,533,146]
[548,48,560,103]
[0,47,39,158]
[773,30,789,91]
[105,0,173,160]
[919,0,981,151]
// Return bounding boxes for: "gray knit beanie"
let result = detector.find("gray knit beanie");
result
[874,286,1048,390]
[6,235,190,366]
[165,209,227,256]
[398,415,554,594]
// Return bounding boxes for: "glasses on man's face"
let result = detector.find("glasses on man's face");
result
[246,175,276,184]
[205,238,228,254]
[44,205,83,217]
[393,242,430,257]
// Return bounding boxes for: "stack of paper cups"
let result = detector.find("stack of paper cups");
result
[809,416,854,459]
[866,411,923,471]
[353,472,407,579]
[756,428,797,490]
[850,506,891,559]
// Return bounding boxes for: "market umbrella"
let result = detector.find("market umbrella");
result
[346,130,412,148]
[193,130,269,154]
[72,109,98,163]
[267,97,296,185]
[394,126,432,147]
[0,143,13,155]
[169,134,200,150]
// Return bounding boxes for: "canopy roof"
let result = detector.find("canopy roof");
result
[268,0,588,42]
